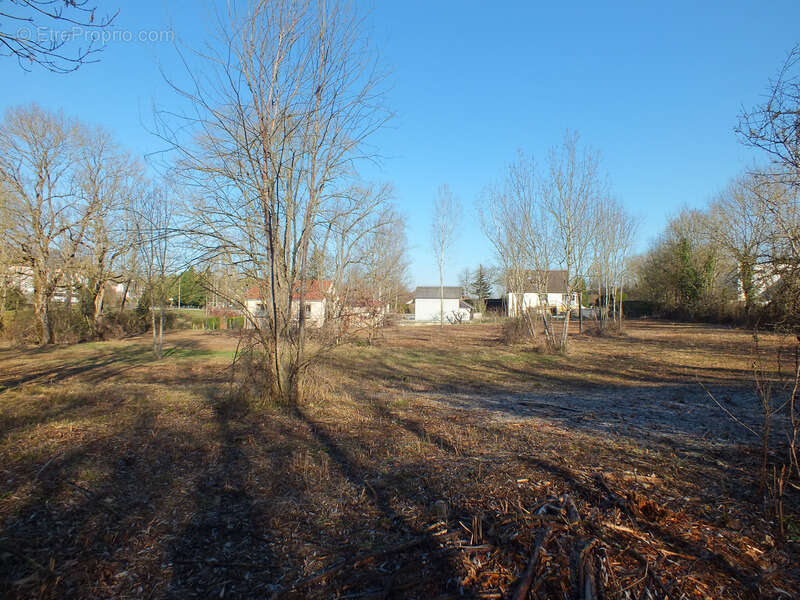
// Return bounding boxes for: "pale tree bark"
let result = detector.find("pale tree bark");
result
[592,197,637,331]
[543,131,602,352]
[431,184,460,327]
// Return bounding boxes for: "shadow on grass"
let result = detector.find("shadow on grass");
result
[0,337,218,393]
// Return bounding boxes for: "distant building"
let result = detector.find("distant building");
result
[507,269,579,316]
[245,280,333,327]
[412,286,472,322]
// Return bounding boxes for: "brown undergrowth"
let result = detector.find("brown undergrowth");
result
[0,322,797,598]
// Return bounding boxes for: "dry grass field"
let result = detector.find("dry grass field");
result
[0,321,798,599]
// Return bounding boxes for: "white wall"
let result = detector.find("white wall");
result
[293,299,326,326]
[507,292,578,316]
[415,297,467,322]
[245,298,327,326]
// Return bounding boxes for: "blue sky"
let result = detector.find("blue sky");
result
[2,1,798,289]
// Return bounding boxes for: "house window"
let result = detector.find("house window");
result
[305,304,312,315]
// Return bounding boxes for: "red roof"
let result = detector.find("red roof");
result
[245,280,332,301]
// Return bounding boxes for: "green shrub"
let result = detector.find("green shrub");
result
[227,316,244,330]
[3,286,26,311]
[0,308,38,345]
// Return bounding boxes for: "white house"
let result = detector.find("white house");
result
[507,270,579,316]
[413,286,472,322]
[245,280,332,327]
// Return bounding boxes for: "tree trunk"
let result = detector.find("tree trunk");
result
[118,279,131,314]
[36,295,54,345]
[93,284,105,335]
[34,278,55,345]
[151,307,158,358]
[740,260,755,317]
[64,273,73,312]
[560,307,571,352]
[158,308,164,357]
[618,283,624,332]
[439,262,444,328]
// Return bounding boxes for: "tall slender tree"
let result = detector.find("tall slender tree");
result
[431,184,460,327]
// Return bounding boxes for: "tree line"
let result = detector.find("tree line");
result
[479,134,638,351]
[0,1,410,402]
[633,45,800,328]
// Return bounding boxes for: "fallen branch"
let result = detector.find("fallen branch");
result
[510,526,552,600]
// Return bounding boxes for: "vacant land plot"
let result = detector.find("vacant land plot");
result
[0,321,798,599]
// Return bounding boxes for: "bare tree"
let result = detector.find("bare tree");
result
[76,126,142,336]
[708,173,772,316]
[458,267,472,296]
[543,132,602,351]
[157,0,389,403]
[592,197,638,330]
[0,104,102,344]
[481,151,554,344]
[334,205,408,343]
[133,182,174,359]
[0,0,118,73]
[431,183,460,327]
[737,45,800,185]
[317,183,405,340]
[0,185,14,323]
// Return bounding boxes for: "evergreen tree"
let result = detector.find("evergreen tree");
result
[471,264,492,311]
[172,268,207,307]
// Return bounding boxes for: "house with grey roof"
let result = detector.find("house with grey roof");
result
[506,269,579,316]
[412,286,472,322]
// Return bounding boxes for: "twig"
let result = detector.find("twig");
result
[64,480,124,518]
[696,376,760,438]
[510,526,552,600]
[34,453,61,481]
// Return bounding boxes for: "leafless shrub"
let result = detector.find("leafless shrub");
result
[702,331,800,539]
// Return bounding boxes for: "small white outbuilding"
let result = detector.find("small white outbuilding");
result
[413,286,471,322]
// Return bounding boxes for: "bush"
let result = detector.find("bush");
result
[501,316,528,345]
[0,308,38,345]
[190,315,221,330]
[104,309,148,337]
[227,316,244,330]
[49,304,91,343]
[3,286,26,311]
[621,300,654,318]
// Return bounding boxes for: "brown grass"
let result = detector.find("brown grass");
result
[0,321,797,599]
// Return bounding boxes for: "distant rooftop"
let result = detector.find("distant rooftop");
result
[414,286,462,299]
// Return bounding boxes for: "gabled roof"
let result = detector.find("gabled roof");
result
[414,286,463,300]
[246,280,332,301]
[517,270,569,294]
